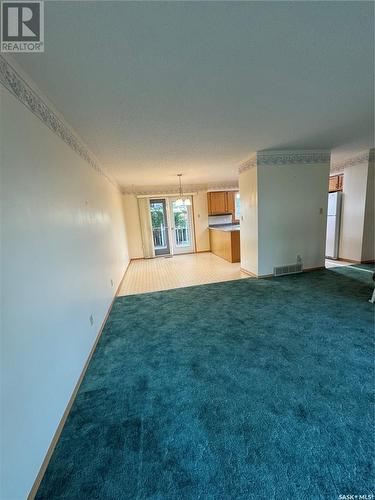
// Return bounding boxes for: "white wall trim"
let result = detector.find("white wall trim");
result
[0,55,119,190]
[239,150,331,174]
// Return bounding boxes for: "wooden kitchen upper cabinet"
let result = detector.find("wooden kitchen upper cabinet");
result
[207,191,228,214]
[226,191,235,214]
[329,174,343,192]
[207,190,239,218]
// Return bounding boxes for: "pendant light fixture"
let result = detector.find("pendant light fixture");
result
[175,174,191,206]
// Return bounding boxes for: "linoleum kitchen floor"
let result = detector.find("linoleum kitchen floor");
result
[118,252,248,296]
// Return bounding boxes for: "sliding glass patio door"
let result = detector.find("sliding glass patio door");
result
[170,197,195,254]
[150,199,170,256]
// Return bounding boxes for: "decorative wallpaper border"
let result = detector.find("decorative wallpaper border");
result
[258,150,331,166]
[238,154,257,174]
[0,56,118,189]
[239,150,331,174]
[331,149,374,173]
[122,181,239,196]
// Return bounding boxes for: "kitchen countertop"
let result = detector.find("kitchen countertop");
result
[208,224,240,232]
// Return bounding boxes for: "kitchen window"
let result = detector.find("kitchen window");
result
[235,192,241,220]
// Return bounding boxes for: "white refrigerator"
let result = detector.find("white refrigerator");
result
[325,191,342,259]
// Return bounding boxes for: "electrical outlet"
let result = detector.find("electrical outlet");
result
[89,314,94,326]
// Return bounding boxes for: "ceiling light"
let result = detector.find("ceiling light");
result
[176,174,190,206]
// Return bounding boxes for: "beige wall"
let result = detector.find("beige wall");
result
[239,161,330,277]
[258,163,329,275]
[1,87,129,499]
[362,160,374,261]
[123,191,210,258]
[339,162,369,261]
[123,194,144,259]
[239,167,259,275]
[192,191,210,252]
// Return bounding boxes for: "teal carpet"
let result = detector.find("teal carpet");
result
[36,267,374,499]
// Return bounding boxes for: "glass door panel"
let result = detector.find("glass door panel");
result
[170,197,195,254]
[150,199,170,256]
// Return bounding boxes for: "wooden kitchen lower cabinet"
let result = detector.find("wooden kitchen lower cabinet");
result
[209,229,240,263]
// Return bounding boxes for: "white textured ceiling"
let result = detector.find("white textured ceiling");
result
[14,1,374,188]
